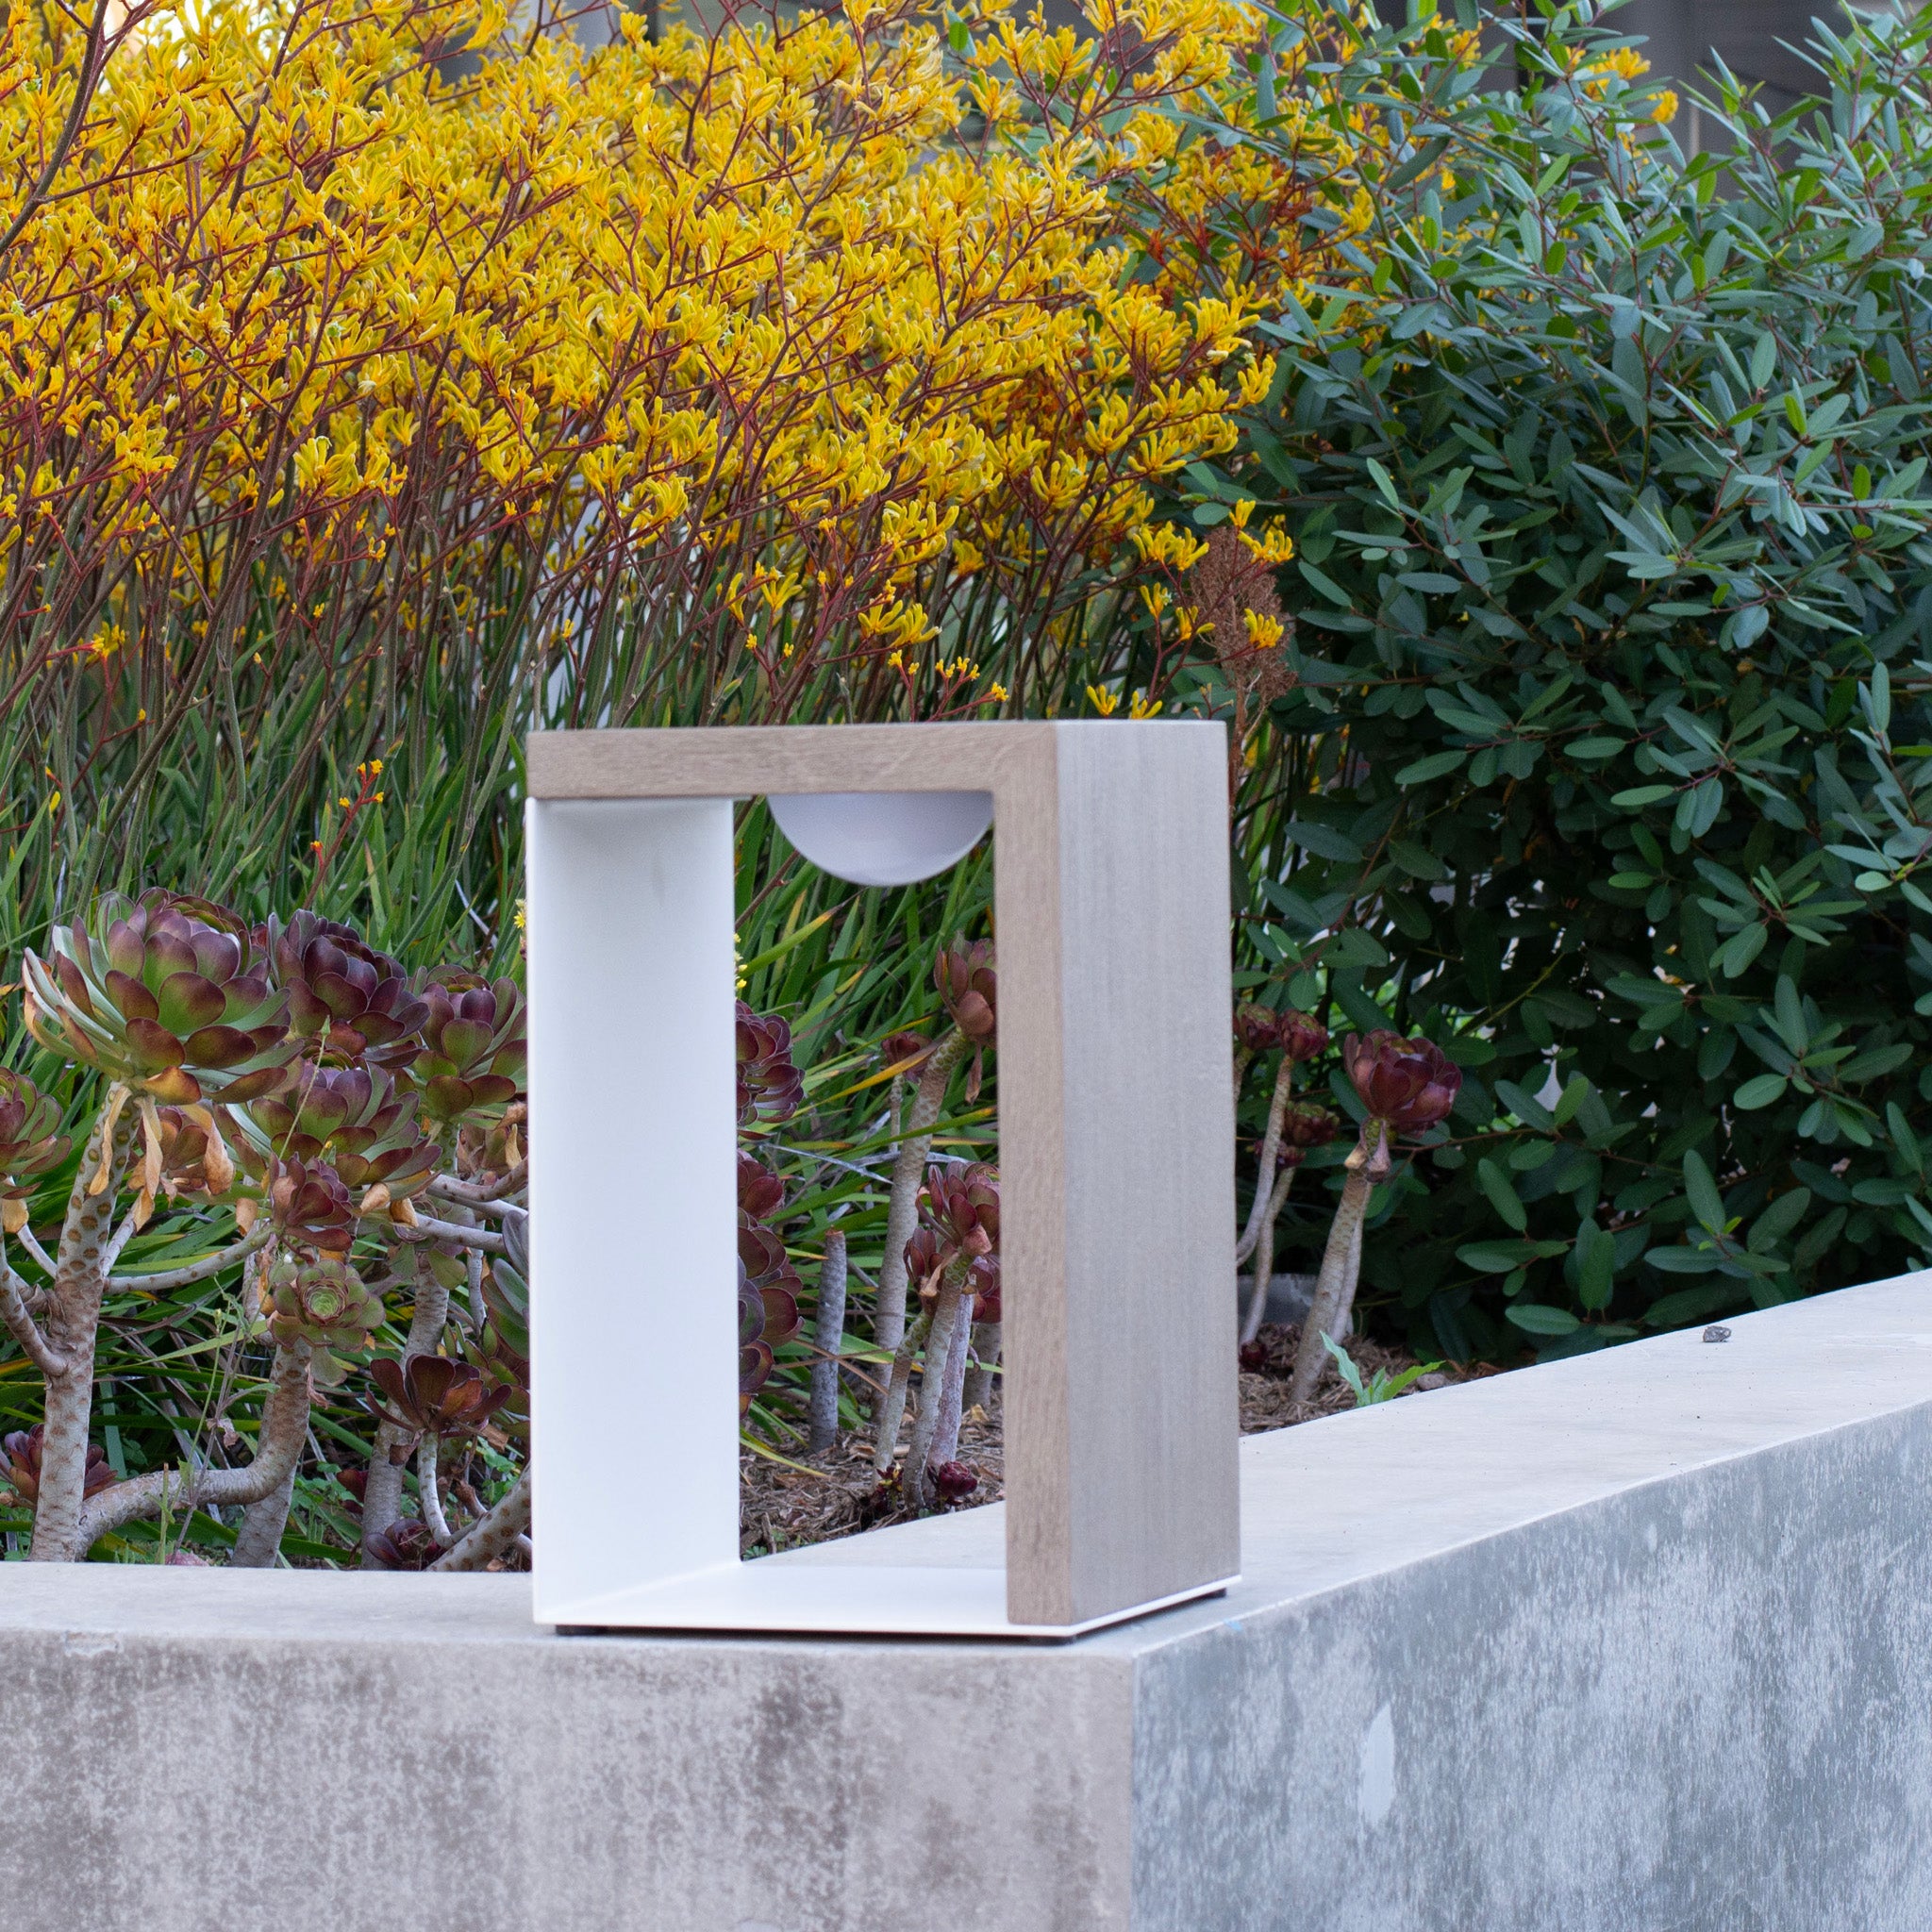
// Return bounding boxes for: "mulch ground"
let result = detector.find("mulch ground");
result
[740,1323,1501,1557]
[741,1395,1007,1557]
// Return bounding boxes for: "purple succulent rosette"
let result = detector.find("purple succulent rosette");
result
[1342,1030,1461,1136]
[271,912,427,1069]
[23,890,294,1107]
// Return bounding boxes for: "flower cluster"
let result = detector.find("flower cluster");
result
[907,1158,1002,1318]
[1343,1031,1461,1137]
[0,0,1366,767]
[14,889,527,1378]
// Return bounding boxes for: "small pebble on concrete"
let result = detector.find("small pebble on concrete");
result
[1703,1324,1732,1344]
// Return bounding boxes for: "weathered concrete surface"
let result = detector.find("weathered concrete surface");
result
[5,1273,1932,1930]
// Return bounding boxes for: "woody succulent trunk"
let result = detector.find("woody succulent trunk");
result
[874,1158,999,1509]
[1232,1003,1337,1346]
[4,892,530,1565]
[1285,1030,1460,1402]
[874,939,996,1378]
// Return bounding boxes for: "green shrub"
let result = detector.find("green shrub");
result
[1204,0,1932,1359]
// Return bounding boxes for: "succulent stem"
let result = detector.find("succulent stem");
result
[902,1265,971,1507]
[229,1465,296,1568]
[1238,1160,1300,1346]
[423,1198,486,1334]
[872,1306,933,1475]
[0,1240,65,1378]
[873,1027,969,1371]
[1235,1054,1296,1265]
[13,1224,56,1279]
[465,1248,485,1337]
[927,1287,975,1472]
[962,1319,1000,1416]
[77,1341,312,1545]
[392,1210,507,1253]
[29,1094,138,1561]
[1287,1124,1390,1402]
[418,1432,454,1547]
[808,1229,848,1454]
[360,1273,450,1561]
[429,1468,530,1572]
[428,1161,527,1208]
[100,1208,140,1276]
[106,1221,273,1295]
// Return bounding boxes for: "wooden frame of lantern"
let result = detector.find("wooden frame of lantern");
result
[525,721,1239,1637]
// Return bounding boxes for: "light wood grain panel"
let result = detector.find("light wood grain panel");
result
[1010,722,1240,1624]
[990,732,1074,1623]
[527,723,1053,799]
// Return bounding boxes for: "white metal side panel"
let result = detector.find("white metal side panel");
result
[527,797,740,1620]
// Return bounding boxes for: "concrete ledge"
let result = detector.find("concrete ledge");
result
[5,1273,1932,1929]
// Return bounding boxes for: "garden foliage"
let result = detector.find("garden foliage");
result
[0,0,1351,960]
[0,0,1388,1552]
[13,0,1932,1558]
[1197,0,1932,1359]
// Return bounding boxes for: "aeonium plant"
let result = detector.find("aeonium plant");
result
[873,1158,1000,1508]
[872,938,998,1384]
[1232,1002,1332,1345]
[734,1038,804,1416]
[1,889,533,1568]
[1286,1030,1461,1401]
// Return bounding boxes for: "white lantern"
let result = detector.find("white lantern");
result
[525,722,1240,1637]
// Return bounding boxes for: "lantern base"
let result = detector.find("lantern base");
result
[545,1557,1236,1641]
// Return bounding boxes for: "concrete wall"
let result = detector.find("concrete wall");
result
[1615,0,1871,130]
[5,1273,1932,1929]
[1367,0,1874,136]
[1136,1397,1932,1930]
